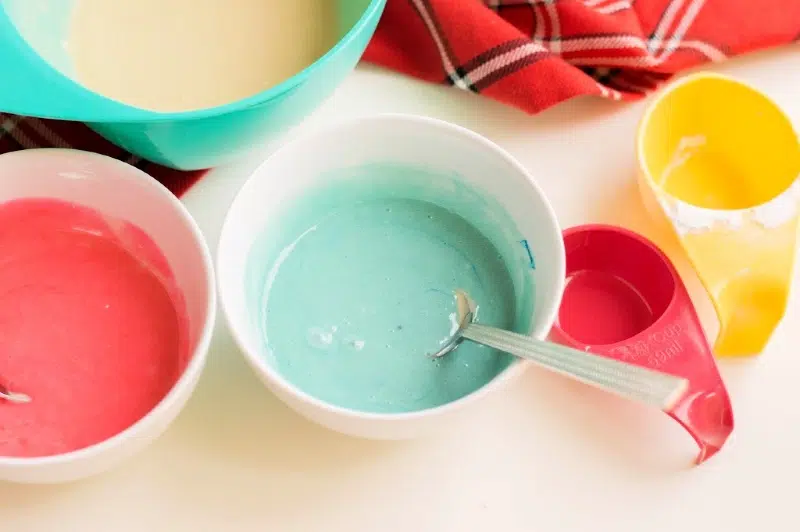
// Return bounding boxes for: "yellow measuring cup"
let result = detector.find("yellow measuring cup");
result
[637,72,800,357]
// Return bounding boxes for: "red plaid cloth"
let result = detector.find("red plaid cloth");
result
[4,0,796,179]
[0,114,206,197]
[363,0,800,114]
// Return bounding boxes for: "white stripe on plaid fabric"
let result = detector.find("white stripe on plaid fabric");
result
[647,0,684,53]
[568,56,701,68]
[561,37,723,63]
[592,1,632,15]
[482,1,558,51]
[410,0,472,90]
[570,0,721,67]
[26,117,142,165]
[558,34,725,62]
[532,1,545,44]
[661,0,706,58]
[468,41,548,84]
[431,0,721,96]
[415,0,549,91]
[567,44,722,66]
[485,1,547,50]
[489,0,632,15]
[667,37,724,63]
[0,115,22,143]
[27,118,71,149]
[488,0,631,9]
[482,0,720,62]
[595,81,623,101]
[512,1,561,54]
[541,1,561,54]
[1,116,37,148]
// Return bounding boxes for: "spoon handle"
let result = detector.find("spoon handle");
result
[462,324,688,411]
[0,383,31,404]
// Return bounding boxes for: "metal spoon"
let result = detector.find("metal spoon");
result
[430,291,688,411]
[0,382,31,404]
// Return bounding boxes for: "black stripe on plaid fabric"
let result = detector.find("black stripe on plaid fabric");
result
[582,66,656,94]
[582,66,623,85]
[472,47,550,91]
[457,38,532,73]
[580,66,640,94]
[410,0,479,91]
[607,71,652,94]
[440,37,550,92]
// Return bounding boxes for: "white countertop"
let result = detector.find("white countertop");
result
[2,45,800,531]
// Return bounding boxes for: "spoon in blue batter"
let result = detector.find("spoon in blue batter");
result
[430,291,688,411]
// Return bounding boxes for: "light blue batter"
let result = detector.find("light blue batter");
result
[247,164,534,413]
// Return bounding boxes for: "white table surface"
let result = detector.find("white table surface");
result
[2,45,799,531]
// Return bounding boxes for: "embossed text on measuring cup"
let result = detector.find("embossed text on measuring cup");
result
[607,323,685,369]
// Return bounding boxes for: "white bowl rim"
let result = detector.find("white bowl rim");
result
[217,112,566,423]
[0,148,217,467]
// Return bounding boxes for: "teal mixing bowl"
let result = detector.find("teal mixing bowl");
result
[0,0,386,170]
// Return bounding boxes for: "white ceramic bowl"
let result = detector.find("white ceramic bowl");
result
[217,114,565,439]
[0,149,215,484]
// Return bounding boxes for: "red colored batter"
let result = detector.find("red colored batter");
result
[0,198,189,457]
[558,270,655,345]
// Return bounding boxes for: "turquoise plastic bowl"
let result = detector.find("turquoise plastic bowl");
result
[0,0,386,170]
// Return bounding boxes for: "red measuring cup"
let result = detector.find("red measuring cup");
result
[549,224,733,464]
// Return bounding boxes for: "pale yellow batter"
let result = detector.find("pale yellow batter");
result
[68,0,338,112]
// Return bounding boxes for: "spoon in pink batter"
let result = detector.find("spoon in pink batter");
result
[0,381,31,404]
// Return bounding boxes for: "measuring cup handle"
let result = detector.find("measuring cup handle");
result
[662,212,797,357]
[668,381,733,464]
[463,324,688,411]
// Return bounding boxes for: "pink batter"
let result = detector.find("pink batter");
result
[0,198,189,458]
[559,270,655,345]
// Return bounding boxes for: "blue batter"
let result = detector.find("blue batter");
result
[247,164,534,413]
